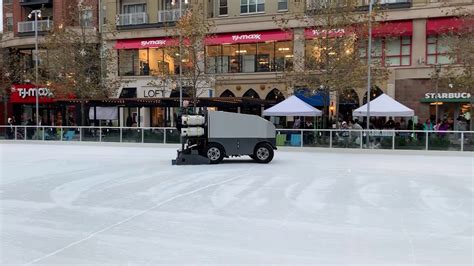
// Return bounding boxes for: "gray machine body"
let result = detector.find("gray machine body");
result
[207,111,276,155]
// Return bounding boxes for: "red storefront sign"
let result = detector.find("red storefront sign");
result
[10,84,55,104]
[205,30,293,45]
[427,17,474,35]
[304,21,412,39]
[372,20,412,37]
[115,37,180,49]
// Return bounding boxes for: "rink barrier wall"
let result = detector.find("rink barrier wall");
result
[0,126,472,152]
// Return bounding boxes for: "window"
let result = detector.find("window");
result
[426,35,456,65]
[278,0,288,11]
[240,0,265,14]
[123,4,146,14]
[118,49,148,76]
[219,0,228,16]
[205,41,293,73]
[358,36,412,67]
[6,17,13,32]
[80,9,93,27]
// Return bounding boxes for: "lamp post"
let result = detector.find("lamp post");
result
[434,64,442,125]
[366,0,373,146]
[172,0,189,108]
[28,10,41,132]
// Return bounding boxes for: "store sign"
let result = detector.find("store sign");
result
[143,89,164,98]
[424,92,471,100]
[205,30,292,45]
[115,37,179,49]
[10,84,55,104]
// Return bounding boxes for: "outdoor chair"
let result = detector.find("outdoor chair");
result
[276,134,287,146]
[63,130,75,141]
[290,134,301,146]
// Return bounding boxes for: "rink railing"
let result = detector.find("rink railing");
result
[0,126,473,152]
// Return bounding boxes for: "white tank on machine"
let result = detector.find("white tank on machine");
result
[181,127,205,137]
[182,115,206,126]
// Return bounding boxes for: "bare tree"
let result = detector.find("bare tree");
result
[148,2,215,110]
[274,0,390,122]
[41,1,120,125]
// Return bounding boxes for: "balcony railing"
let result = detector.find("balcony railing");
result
[306,0,412,10]
[117,12,148,26]
[158,9,183,23]
[17,19,53,33]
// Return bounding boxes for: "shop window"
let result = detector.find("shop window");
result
[240,0,265,14]
[119,50,139,76]
[205,41,293,74]
[123,4,146,14]
[358,36,412,67]
[219,0,228,16]
[426,35,456,65]
[120,88,137,98]
[243,89,260,98]
[278,0,288,11]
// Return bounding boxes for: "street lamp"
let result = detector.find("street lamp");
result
[28,9,41,131]
[366,0,373,146]
[172,0,189,108]
[434,64,442,124]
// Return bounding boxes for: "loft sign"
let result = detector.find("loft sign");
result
[16,87,53,98]
[425,92,471,99]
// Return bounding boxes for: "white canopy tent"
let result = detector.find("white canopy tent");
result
[263,95,323,117]
[353,94,414,117]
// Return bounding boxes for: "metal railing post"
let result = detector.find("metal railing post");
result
[24,127,27,140]
[392,130,395,150]
[14,127,17,140]
[120,127,123,143]
[360,131,363,149]
[142,128,145,143]
[60,127,63,141]
[300,130,303,147]
[460,132,464,152]
[42,127,45,141]
[79,128,83,142]
[425,131,429,150]
[99,128,102,142]
[164,129,167,144]
[329,130,333,148]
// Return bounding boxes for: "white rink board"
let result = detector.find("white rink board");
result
[0,143,472,265]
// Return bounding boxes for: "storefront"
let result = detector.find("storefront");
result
[9,84,60,125]
[420,92,472,124]
[204,30,294,74]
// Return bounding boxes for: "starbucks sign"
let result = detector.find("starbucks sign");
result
[424,92,471,100]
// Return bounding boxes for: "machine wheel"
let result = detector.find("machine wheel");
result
[252,143,274,164]
[205,143,225,164]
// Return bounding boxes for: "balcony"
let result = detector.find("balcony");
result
[117,12,148,26]
[19,0,52,7]
[17,19,53,33]
[158,9,184,23]
[306,0,412,11]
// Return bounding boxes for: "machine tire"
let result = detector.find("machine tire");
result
[252,143,274,164]
[205,143,225,164]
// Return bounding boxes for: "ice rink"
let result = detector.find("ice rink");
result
[1,143,472,265]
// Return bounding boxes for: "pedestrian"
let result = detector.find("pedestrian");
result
[7,117,14,139]
[423,119,433,131]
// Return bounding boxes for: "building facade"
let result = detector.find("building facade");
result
[3,0,473,127]
[1,0,100,126]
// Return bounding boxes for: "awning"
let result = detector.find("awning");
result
[294,91,328,107]
[427,17,474,35]
[89,107,118,120]
[372,20,413,37]
[205,30,292,45]
[115,37,179,49]
[304,28,350,39]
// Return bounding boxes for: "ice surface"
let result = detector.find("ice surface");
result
[0,143,472,265]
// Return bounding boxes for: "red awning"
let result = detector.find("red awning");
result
[115,37,180,49]
[304,28,351,39]
[205,30,292,45]
[427,17,474,35]
[372,20,413,37]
